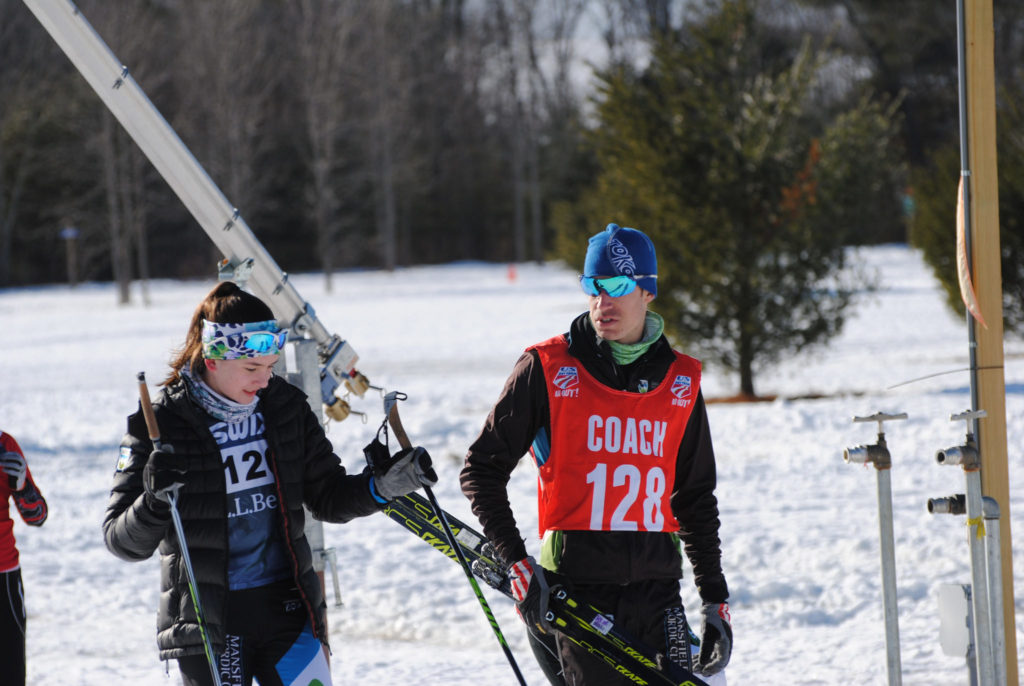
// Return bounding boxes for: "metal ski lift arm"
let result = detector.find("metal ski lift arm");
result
[23,0,366,416]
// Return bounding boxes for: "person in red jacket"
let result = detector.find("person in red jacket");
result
[0,430,48,686]
[460,223,731,685]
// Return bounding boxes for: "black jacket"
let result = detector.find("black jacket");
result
[103,376,381,659]
[460,313,728,603]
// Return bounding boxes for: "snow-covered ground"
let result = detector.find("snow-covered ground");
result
[2,244,1022,684]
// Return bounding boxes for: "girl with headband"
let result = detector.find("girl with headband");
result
[103,281,433,685]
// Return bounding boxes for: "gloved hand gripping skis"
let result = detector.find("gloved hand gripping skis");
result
[371,393,711,686]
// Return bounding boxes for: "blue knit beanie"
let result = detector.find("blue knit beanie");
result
[583,223,658,296]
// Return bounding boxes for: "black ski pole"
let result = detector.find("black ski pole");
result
[138,372,223,686]
[383,392,528,686]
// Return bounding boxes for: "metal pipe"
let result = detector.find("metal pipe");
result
[939,411,996,684]
[875,467,903,686]
[845,412,907,686]
[983,497,1005,686]
[928,494,966,515]
[321,548,343,607]
[955,0,981,420]
[967,584,980,686]
[965,469,995,684]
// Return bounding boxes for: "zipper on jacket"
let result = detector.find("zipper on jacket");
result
[264,444,325,648]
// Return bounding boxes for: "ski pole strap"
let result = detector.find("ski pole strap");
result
[383,391,412,450]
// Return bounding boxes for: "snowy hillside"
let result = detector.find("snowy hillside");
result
[1,244,1022,684]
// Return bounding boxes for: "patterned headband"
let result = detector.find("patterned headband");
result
[201,319,288,360]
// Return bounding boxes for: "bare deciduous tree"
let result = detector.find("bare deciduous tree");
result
[490,0,587,263]
[83,0,169,305]
[291,0,370,291]
[173,0,281,254]
[0,0,60,286]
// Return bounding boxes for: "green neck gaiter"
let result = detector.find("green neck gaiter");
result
[606,311,664,365]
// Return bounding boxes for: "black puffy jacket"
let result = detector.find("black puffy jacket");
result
[103,375,381,660]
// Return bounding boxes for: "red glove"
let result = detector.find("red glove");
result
[508,556,552,633]
[0,451,26,491]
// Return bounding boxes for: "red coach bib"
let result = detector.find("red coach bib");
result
[530,335,701,534]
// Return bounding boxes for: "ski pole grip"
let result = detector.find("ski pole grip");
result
[137,372,163,450]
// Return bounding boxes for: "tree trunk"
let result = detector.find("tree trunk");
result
[0,149,26,287]
[374,119,398,271]
[315,161,335,293]
[129,146,150,306]
[512,120,526,263]
[102,111,131,305]
[737,324,757,397]
[527,119,543,264]
[739,359,756,398]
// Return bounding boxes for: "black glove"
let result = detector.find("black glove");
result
[696,602,732,676]
[142,445,185,506]
[509,556,553,633]
[372,446,438,501]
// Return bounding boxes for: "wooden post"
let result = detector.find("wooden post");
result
[964,1,1017,681]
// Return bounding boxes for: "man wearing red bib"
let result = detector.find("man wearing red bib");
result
[461,223,731,685]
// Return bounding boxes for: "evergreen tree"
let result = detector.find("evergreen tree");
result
[552,0,905,396]
[795,0,959,169]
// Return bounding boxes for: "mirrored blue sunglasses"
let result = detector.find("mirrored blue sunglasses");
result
[238,329,288,354]
[579,274,654,298]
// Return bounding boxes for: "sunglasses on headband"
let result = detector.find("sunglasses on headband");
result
[236,329,288,354]
[579,274,656,298]
[201,319,289,359]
